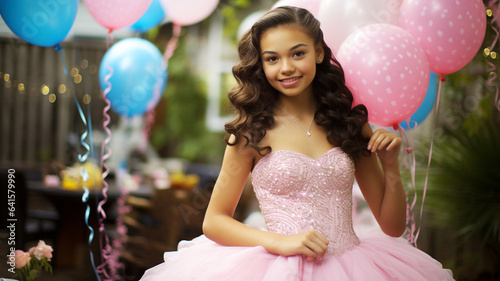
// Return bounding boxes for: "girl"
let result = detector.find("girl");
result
[141,6,454,280]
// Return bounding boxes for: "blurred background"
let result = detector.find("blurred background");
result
[0,0,499,280]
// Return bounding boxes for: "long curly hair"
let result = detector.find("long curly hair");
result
[225,6,370,160]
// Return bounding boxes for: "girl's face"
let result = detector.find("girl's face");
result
[260,24,324,99]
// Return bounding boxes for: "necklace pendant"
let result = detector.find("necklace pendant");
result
[307,132,311,136]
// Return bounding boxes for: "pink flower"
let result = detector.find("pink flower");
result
[29,240,53,261]
[14,250,31,269]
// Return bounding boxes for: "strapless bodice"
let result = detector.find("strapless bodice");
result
[251,147,360,256]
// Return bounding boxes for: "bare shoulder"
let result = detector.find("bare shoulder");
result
[224,134,258,170]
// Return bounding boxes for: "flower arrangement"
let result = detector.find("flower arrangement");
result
[10,240,53,281]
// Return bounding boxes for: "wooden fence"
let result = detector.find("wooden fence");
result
[0,37,117,169]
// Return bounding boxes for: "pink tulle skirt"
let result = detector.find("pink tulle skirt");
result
[139,234,454,281]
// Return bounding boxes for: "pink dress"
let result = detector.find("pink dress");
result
[140,147,454,280]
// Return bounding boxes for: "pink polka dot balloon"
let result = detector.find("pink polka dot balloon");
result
[399,0,486,75]
[84,0,152,31]
[337,24,430,128]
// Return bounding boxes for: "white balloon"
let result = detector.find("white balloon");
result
[237,10,266,39]
[161,0,219,26]
[319,0,402,54]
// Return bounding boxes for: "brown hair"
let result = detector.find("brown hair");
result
[225,6,370,160]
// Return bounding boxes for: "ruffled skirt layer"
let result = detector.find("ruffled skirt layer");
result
[140,234,454,281]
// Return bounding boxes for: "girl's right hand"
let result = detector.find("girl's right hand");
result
[269,229,329,262]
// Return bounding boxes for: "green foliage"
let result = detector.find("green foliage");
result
[13,256,53,281]
[402,102,500,279]
[400,6,500,277]
[221,0,253,44]
[150,34,225,164]
[425,116,500,242]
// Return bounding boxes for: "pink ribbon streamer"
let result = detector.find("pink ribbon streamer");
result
[97,64,113,220]
[413,76,444,245]
[399,125,418,246]
[400,75,444,247]
[141,65,166,153]
[141,24,182,151]
[163,23,182,62]
[487,0,500,111]
[95,30,124,280]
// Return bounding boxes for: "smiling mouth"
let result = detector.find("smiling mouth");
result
[280,77,300,83]
[279,76,301,83]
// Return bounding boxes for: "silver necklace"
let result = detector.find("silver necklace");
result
[277,105,315,137]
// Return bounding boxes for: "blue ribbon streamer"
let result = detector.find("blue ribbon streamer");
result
[55,44,101,281]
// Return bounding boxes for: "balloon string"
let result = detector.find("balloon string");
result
[486,0,500,111]
[412,76,443,244]
[163,23,182,62]
[488,0,499,49]
[98,66,113,221]
[140,23,180,152]
[142,110,155,153]
[487,61,500,111]
[97,188,130,280]
[141,64,167,152]
[55,44,101,281]
[106,30,114,50]
[96,66,121,280]
[399,125,418,246]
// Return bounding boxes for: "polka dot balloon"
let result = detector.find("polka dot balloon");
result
[337,24,430,128]
[399,0,487,75]
[84,0,152,31]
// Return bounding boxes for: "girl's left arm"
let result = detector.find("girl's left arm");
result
[355,123,406,237]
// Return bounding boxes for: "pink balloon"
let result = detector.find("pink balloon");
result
[337,24,430,128]
[319,0,402,54]
[399,0,486,75]
[272,0,322,18]
[161,0,219,26]
[84,0,152,31]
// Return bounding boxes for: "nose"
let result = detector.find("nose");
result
[280,58,295,75]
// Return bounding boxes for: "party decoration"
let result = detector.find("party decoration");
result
[337,24,429,128]
[83,0,152,31]
[160,0,219,26]
[319,0,401,54]
[0,0,78,47]
[399,72,438,130]
[272,0,322,18]
[99,38,167,117]
[399,0,486,75]
[130,0,166,33]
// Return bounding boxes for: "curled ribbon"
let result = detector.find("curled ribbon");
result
[413,76,444,245]
[141,23,181,152]
[95,64,122,281]
[399,125,419,246]
[487,1,500,111]
[55,44,101,280]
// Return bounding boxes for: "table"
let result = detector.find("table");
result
[27,180,152,268]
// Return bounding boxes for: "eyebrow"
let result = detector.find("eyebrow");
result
[261,43,308,56]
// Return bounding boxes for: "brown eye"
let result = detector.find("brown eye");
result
[265,56,278,62]
[293,51,305,58]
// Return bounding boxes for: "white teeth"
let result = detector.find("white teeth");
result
[281,77,298,82]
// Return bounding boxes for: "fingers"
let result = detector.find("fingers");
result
[301,230,329,262]
[367,129,402,152]
[275,230,329,262]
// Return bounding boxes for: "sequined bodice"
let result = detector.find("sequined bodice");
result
[251,147,360,256]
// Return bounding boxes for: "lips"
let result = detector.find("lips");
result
[279,76,301,87]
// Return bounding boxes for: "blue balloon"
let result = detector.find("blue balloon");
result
[99,38,167,117]
[399,72,438,130]
[130,0,165,33]
[0,0,78,47]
